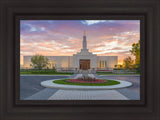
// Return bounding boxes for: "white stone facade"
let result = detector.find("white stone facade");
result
[73,48,97,70]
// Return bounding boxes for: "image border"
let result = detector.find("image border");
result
[16,15,144,105]
[0,0,159,120]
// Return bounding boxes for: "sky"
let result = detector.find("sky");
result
[20,20,140,65]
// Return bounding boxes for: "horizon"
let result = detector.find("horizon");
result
[20,20,140,65]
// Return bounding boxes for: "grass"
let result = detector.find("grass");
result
[20,71,73,75]
[20,70,139,76]
[53,79,120,86]
[97,72,140,75]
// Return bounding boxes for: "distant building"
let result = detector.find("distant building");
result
[23,31,118,71]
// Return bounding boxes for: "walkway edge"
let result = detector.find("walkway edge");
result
[41,79,132,90]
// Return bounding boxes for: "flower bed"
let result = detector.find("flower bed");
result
[52,79,120,86]
[66,79,108,83]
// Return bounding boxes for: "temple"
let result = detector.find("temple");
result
[22,31,118,71]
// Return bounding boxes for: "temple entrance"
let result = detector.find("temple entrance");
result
[79,59,90,70]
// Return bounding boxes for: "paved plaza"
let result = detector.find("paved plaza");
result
[20,74,140,100]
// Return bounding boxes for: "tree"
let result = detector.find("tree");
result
[130,40,140,64]
[114,65,117,68]
[123,56,134,69]
[52,66,57,72]
[114,64,123,69]
[30,55,49,70]
[130,40,140,72]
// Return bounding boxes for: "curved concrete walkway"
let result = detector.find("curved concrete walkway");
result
[41,79,132,90]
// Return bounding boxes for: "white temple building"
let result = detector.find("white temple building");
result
[23,31,118,71]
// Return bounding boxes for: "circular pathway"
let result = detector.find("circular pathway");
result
[41,79,132,90]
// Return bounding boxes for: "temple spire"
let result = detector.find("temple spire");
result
[83,30,87,49]
[84,30,86,36]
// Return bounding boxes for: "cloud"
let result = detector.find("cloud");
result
[20,20,140,64]
[99,36,113,39]
[81,20,106,25]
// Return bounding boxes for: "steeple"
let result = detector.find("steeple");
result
[76,30,93,55]
[83,30,87,49]
[84,30,86,36]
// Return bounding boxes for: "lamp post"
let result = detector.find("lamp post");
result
[75,66,77,71]
[92,66,95,74]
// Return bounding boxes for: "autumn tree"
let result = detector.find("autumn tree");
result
[123,56,134,70]
[130,40,140,64]
[30,55,49,70]
[130,40,140,71]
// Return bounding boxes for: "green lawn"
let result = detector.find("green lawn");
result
[20,71,73,75]
[97,72,140,75]
[53,79,120,86]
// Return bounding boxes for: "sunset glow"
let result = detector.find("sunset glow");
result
[20,20,140,65]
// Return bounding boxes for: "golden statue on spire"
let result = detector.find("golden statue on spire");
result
[84,30,86,36]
